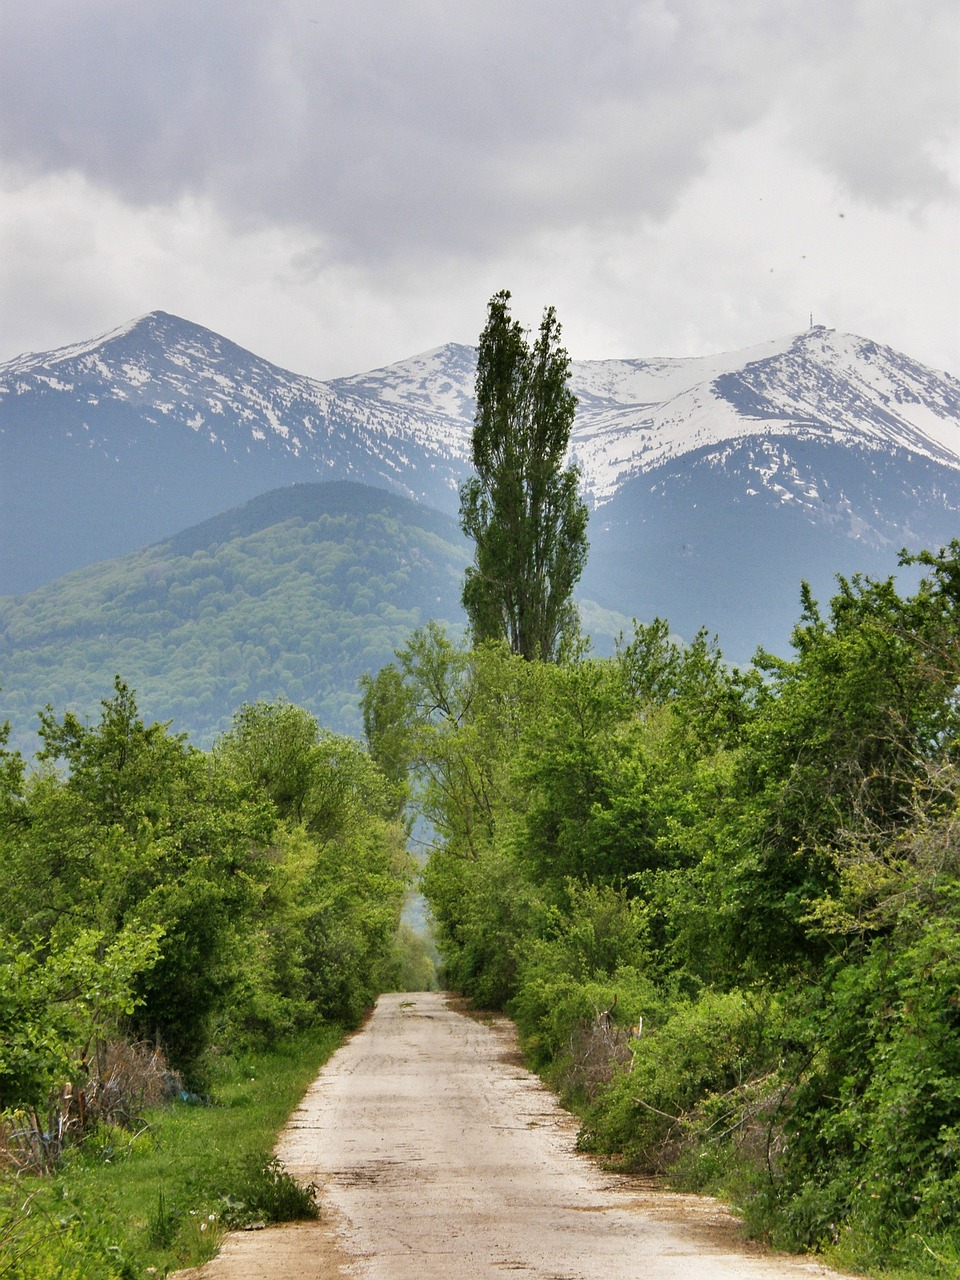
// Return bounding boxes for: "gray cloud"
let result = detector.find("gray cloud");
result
[785,0,959,207]
[4,1,953,267]
[1,1,956,381]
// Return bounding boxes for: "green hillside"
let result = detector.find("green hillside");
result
[0,483,471,753]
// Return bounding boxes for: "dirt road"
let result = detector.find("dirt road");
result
[188,992,856,1279]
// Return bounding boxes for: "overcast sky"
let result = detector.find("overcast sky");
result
[1,1,957,379]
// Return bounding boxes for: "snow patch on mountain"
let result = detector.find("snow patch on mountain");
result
[2,313,958,519]
[0,314,146,378]
[570,334,795,406]
[327,324,959,507]
[570,329,960,503]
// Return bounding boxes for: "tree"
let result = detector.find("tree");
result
[214,698,326,825]
[10,678,276,1072]
[459,290,588,661]
[214,699,411,1028]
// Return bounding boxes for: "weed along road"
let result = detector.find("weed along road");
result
[191,992,855,1280]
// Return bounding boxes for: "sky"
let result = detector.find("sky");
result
[0,1,957,381]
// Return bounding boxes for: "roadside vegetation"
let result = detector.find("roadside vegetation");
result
[1,1030,338,1277]
[0,684,425,1276]
[362,543,960,1280]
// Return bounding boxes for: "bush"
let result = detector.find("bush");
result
[213,1154,319,1229]
[0,1041,180,1176]
[773,913,960,1262]
[578,987,785,1173]
[508,881,661,1099]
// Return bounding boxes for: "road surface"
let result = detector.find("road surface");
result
[186,991,857,1279]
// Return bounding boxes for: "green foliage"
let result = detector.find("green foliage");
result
[368,544,960,1275]
[0,680,409,1119]
[371,626,564,1006]
[215,698,324,823]
[377,922,438,992]
[364,624,542,862]
[213,1154,318,1228]
[0,1186,137,1280]
[460,290,588,661]
[213,700,411,1034]
[722,564,960,977]
[359,661,415,814]
[424,842,539,1008]
[770,872,960,1264]
[0,709,24,824]
[579,989,785,1170]
[0,485,469,756]
[0,679,276,1076]
[0,665,411,1276]
[0,1028,341,1278]
[0,927,161,1113]
[216,697,401,835]
[509,881,661,1090]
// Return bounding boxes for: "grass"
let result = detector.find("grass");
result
[0,1025,343,1279]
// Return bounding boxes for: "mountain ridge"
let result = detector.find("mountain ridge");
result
[1,311,958,665]
[5,312,957,512]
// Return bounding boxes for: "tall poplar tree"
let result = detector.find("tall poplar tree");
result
[459,291,588,661]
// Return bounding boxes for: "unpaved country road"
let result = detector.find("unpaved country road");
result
[187,992,858,1280]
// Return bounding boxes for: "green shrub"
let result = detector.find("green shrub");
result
[213,1154,319,1229]
[508,881,661,1096]
[773,910,960,1264]
[579,987,785,1172]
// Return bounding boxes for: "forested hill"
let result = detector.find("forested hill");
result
[160,480,463,558]
[0,482,474,754]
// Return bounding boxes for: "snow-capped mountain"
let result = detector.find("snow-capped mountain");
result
[0,309,468,504]
[1,311,958,658]
[330,325,960,504]
[0,312,473,593]
[570,328,960,501]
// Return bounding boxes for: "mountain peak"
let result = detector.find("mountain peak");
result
[92,310,268,370]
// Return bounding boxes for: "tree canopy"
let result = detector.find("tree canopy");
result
[0,682,413,1088]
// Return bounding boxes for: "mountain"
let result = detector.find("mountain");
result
[1,311,958,662]
[0,483,472,755]
[0,312,471,593]
[583,438,960,660]
[0,478,635,756]
[369,325,960,657]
